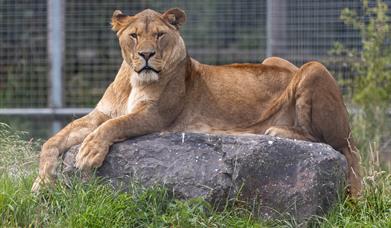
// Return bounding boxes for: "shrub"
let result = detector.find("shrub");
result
[330,0,391,106]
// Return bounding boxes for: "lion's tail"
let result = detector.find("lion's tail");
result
[339,138,363,197]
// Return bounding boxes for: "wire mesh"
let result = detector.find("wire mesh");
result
[63,0,267,107]
[0,0,47,108]
[270,0,363,64]
[0,0,390,110]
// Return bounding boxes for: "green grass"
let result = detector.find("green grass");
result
[0,123,42,177]
[0,175,269,227]
[317,172,391,227]
[0,109,390,227]
[0,123,265,227]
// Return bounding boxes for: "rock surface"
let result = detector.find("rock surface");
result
[62,132,347,222]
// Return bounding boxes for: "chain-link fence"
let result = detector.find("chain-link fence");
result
[0,0,390,137]
[64,0,268,107]
[0,0,47,108]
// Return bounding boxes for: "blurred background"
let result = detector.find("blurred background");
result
[0,0,390,167]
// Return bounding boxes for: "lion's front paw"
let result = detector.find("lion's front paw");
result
[31,175,54,193]
[75,134,110,171]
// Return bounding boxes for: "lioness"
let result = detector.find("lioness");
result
[32,8,362,196]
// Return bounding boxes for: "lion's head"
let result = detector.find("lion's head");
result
[111,8,187,86]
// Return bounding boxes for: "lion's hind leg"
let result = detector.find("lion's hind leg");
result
[264,62,317,142]
[265,61,362,197]
[262,56,299,72]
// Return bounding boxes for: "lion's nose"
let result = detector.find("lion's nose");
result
[138,51,156,61]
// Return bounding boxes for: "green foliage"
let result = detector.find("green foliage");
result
[0,176,266,227]
[314,109,391,227]
[0,124,265,227]
[0,122,390,227]
[350,107,391,173]
[330,2,391,177]
[330,0,391,106]
[0,123,40,177]
[316,172,391,227]
[319,114,391,227]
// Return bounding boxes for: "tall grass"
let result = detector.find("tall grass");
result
[0,124,265,227]
[0,110,390,227]
[0,123,40,177]
[316,107,391,227]
[350,106,391,173]
[0,175,266,227]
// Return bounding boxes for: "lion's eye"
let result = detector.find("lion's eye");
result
[130,33,137,38]
[157,32,165,39]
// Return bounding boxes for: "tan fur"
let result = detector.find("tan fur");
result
[32,8,362,197]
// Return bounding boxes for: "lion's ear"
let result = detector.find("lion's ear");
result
[111,10,132,32]
[162,8,186,29]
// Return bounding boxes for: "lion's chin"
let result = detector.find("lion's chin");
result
[131,70,159,87]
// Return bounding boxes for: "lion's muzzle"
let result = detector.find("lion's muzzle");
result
[135,50,160,74]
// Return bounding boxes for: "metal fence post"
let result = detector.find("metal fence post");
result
[266,0,287,57]
[266,0,273,57]
[47,0,65,134]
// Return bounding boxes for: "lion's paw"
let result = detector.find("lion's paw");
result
[31,175,55,193]
[75,135,109,171]
[264,126,285,137]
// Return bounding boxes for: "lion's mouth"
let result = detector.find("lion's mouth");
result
[136,65,160,74]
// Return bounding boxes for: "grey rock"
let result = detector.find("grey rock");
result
[62,132,347,222]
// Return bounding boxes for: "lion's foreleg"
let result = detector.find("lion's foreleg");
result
[32,110,109,192]
[75,102,164,170]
